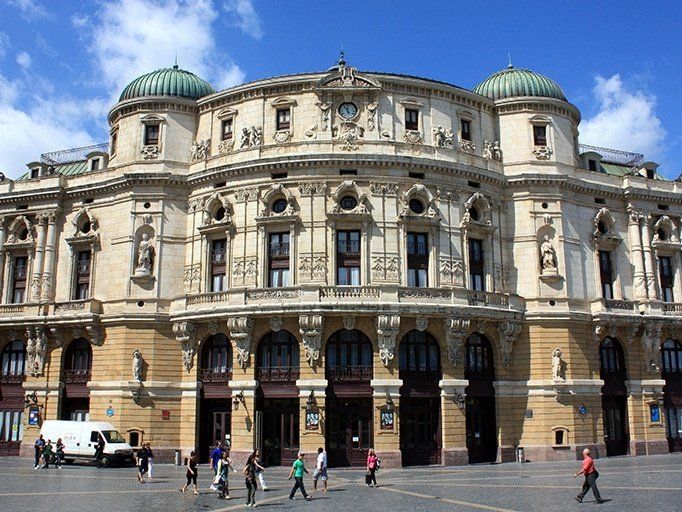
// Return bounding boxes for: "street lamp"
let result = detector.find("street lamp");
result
[232,391,245,411]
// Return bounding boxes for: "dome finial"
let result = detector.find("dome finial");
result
[507,52,513,69]
[173,54,179,70]
[338,48,346,68]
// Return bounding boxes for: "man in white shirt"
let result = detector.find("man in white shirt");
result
[313,447,328,491]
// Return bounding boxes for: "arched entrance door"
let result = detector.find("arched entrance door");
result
[256,331,300,466]
[0,340,26,456]
[465,333,497,463]
[61,338,92,421]
[661,339,682,452]
[399,330,442,466]
[599,337,628,456]
[198,333,232,462]
[326,329,373,467]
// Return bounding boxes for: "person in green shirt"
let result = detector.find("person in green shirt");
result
[288,452,311,501]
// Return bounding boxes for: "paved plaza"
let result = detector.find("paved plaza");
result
[1,453,680,512]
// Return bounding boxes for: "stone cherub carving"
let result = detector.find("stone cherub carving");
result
[552,348,566,380]
[540,235,557,272]
[135,234,154,276]
[132,349,143,381]
[240,127,250,149]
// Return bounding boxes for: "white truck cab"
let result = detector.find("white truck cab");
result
[40,420,134,466]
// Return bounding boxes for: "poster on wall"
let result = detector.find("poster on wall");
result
[380,410,394,430]
[28,406,40,426]
[306,411,320,430]
[650,403,661,423]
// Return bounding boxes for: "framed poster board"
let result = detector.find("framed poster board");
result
[306,411,320,430]
[380,409,394,430]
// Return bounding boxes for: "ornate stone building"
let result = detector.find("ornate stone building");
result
[1,57,681,465]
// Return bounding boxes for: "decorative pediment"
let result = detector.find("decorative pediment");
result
[317,59,382,92]
[198,192,233,232]
[329,180,371,217]
[5,215,34,246]
[398,184,440,223]
[69,208,99,241]
[217,107,238,119]
[652,215,680,248]
[270,96,298,108]
[592,207,621,247]
[529,114,551,125]
[461,192,493,230]
[140,113,166,125]
[256,184,299,223]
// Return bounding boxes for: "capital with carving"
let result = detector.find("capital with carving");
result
[444,317,470,366]
[299,314,324,367]
[497,321,522,369]
[377,315,400,366]
[227,317,254,369]
[86,325,104,346]
[173,321,198,373]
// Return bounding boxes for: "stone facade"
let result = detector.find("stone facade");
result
[0,59,679,466]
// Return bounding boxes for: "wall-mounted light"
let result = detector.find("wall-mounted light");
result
[454,392,466,413]
[232,391,245,411]
[385,391,394,413]
[23,391,39,408]
[131,390,141,405]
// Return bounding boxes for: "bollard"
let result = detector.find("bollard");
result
[516,447,525,463]
[175,449,181,465]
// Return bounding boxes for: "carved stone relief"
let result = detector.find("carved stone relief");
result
[190,139,210,161]
[377,315,400,366]
[497,321,522,369]
[270,317,283,332]
[533,146,552,160]
[551,348,566,380]
[444,317,470,366]
[432,126,453,147]
[342,315,356,331]
[440,258,464,285]
[173,321,197,373]
[141,145,160,159]
[299,314,324,367]
[228,317,254,369]
[415,317,428,332]
[458,139,475,153]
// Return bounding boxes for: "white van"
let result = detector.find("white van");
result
[40,420,134,466]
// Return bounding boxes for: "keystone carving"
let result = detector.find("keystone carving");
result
[444,317,470,366]
[173,321,198,373]
[377,315,400,366]
[25,326,48,377]
[228,317,254,369]
[299,315,325,367]
[497,321,522,369]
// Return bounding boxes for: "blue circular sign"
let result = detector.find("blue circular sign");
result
[578,405,588,415]
[106,406,115,417]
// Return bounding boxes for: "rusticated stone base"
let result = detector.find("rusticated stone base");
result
[630,440,669,456]
[377,450,402,468]
[228,449,254,469]
[498,445,516,463]
[442,448,469,466]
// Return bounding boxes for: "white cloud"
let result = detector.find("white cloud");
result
[223,0,263,39]
[16,51,31,70]
[71,14,89,28]
[215,64,246,89]
[580,74,666,160]
[6,0,48,19]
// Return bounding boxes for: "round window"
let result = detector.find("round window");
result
[272,198,288,214]
[215,206,226,221]
[597,221,608,234]
[340,196,358,211]
[81,220,91,234]
[468,207,480,221]
[409,198,425,214]
[18,228,28,241]
[657,228,667,241]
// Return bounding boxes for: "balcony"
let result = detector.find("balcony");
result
[186,291,231,306]
[467,290,510,308]
[0,373,25,384]
[62,369,91,384]
[320,286,380,299]
[199,368,232,383]
[0,304,28,316]
[604,299,638,312]
[662,302,682,316]
[52,298,103,315]
[257,366,300,383]
[269,243,290,258]
[327,366,373,383]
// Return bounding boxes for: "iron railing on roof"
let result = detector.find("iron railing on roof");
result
[41,143,109,165]
[578,144,644,167]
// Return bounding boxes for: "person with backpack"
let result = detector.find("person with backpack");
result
[366,449,380,487]
[288,452,312,501]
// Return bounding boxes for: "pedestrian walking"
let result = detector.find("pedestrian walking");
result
[214,451,235,499]
[55,438,65,469]
[94,434,105,467]
[41,440,54,469]
[575,448,605,504]
[136,445,149,483]
[181,451,200,495]
[366,449,379,487]
[146,443,154,479]
[243,450,258,507]
[210,442,223,475]
[288,452,311,501]
[33,434,45,469]
[254,449,269,491]
[313,447,328,492]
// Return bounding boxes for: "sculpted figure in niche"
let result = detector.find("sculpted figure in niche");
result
[240,127,250,149]
[552,348,565,380]
[132,349,143,381]
[135,234,154,276]
[540,235,557,271]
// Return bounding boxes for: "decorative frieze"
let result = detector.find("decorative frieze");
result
[183,264,201,293]
[482,140,502,161]
[217,139,234,154]
[299,314,324,366]
[369,182,399,196]
[227,317,254,369]
[141,145,160,159]
[533,146,552,160]
[439,257,464,285]
[458,139,475,153]
[371,256,399,282]
[444,317,470,366]
[190,139,210,161]
[377,315,400,366]
[333,121,365,151]
[173,321,197,373]
[432,126,453,147]
[239,126,262,149]
[298,183,327,196]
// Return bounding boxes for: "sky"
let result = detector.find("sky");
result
[0,0,680,179]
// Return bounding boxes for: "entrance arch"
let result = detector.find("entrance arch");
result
[256,331,300,466]
[399,330,442,465]
[599,337,628,456]
[465,333,497,463]
[326,329,373,467]
[61,338,92,421]
[197,333,232,462]
[662,338,682,452]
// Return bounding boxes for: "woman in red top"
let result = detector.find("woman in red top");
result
[366,449,379,487]
[574,448,604,503]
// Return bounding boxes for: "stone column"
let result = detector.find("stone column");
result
[40,210,60,301]
[440,379,469,465]
[641,215,658,300]
[627,208,647,300]
[30,215,48,301]
[0,217,7,301]
[625,379,669,455]
[296,379,327,455]
[370,378,403,468]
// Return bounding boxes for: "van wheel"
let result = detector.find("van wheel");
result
[100,456,110,467]
[65,459,75,465]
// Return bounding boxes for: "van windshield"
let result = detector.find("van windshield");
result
[101,430,125,443]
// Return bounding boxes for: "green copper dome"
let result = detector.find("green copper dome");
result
[473,66,566,102]
[119,65,215,102]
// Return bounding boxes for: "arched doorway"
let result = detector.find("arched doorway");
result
[599,337,628,456]
[198,333,232,462]
[61,338,92,421]
[661,338,682,452]
[0,340,26,456]
[256,330,300,466]
[465,333,497,463]
[326,329,373,467]
[399,330,442,465]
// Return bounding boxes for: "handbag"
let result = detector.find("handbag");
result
[365,473,372,485]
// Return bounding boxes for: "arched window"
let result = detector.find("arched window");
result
[662,339,682,376]
[399,331,440,375]
[1,340,25,378]
[599,337,626,379]
[465,333,494,380]
[62,338,92,383]
[257,331,299,382]
[199,334,232,382]
[326,330,373,382]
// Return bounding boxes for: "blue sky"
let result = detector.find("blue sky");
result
[0,0,680,178]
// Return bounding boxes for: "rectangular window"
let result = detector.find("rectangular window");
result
[405,108,419,131]
[588,159,597,172]
[460,119,471,141]
[337,230,361,285]
[74,250,91,300]
[268,232,290,287]
[144,124,160,146]
[221,118,233,140]
[533,125,547,146]
[407,232,428,287]
[598,250,614,299]
[90,158,100,171]
[111,132,117,155]
[468,239,485,291]
[276,108,291,131]
[11,256,27,304]
[660,256,675,303]
[30,168,40,179]
[210,239,227,292]
[0,410,23,442]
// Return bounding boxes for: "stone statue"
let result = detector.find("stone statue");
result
[540,235,557,271]
[135,233,154,276]
[132,349,143,381]
[250,126,262,147]
[483,140,493,159]
[552,348,565,380]
[493,140,502,161]
[240,127,250,148]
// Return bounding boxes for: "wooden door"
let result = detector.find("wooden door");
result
[400,397,441,466]
[665,405,682,452]
[466,396,497,463]
[327,399,371,467]
[602,396,628,456]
